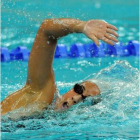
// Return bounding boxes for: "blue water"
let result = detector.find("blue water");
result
[1,0,139,49]
[1,0,139,139]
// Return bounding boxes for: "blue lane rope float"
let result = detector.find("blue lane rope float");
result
[106,43,117,56]
[0,41,139,62]
[55,44,68,58]
[106,42,130,57]
[85,43,98,57]
[69,43,86,57]
[10,46,30,61]
[127,40,139,56]
[1,47,10,62]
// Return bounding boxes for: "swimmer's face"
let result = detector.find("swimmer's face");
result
[55,83,87,110]
[55,90,83,110]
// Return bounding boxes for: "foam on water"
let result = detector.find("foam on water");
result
[1,60,139,139]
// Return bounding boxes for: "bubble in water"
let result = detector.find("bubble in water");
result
[47,12,51,16]
[95,2,101,9]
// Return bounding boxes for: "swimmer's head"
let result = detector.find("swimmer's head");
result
[55,81,101,111]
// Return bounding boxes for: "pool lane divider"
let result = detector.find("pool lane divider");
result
[0,40,139,62]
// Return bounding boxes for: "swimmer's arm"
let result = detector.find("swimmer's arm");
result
[40,18,118,45]
[26,19,89,101]
[26,19,86,90]
[40,18,86,38]
[27,18,118,91]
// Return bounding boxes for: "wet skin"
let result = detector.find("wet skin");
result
[1,19,118,116]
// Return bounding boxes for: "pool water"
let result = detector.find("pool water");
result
[1,0,139,139]
[1,57,139,139]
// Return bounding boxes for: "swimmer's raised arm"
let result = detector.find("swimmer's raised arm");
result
[27,18,119,92]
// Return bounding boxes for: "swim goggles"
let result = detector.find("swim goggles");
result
[73,83,87,100]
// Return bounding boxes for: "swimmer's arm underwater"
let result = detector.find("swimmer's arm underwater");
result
[1,18,119,116]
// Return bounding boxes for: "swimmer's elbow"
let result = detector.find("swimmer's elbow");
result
[40,19,48,30]
[40,19,54,33]
[39,19,58,39]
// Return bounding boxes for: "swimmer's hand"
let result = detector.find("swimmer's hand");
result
[83,20,119,46]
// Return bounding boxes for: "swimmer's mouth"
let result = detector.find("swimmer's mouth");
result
[62,102,69,109]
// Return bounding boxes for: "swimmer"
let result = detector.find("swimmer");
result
[1,19,119,115]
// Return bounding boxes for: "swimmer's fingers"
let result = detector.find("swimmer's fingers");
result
[106,28,119,37]
[105,33,118,42]
[89,35,99,46]
[101,37,115,46]
[107,24,118,31]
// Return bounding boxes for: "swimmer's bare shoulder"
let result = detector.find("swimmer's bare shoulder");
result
[1,18,118,116]
[1,85,47,115]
